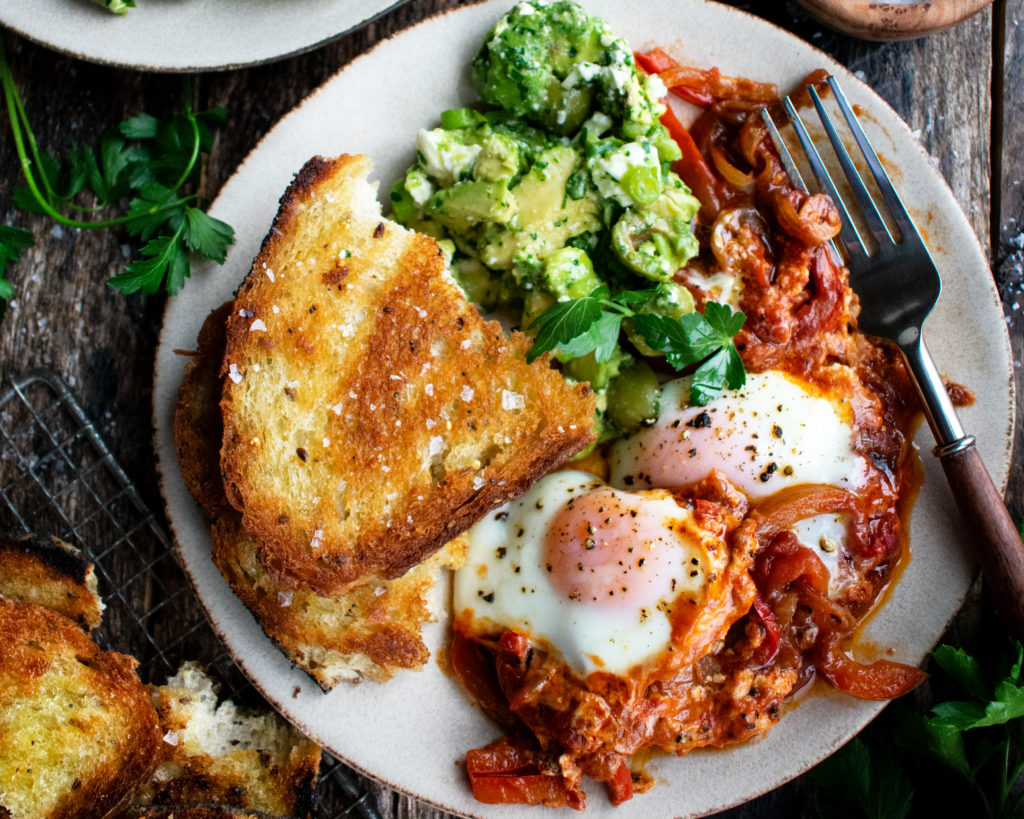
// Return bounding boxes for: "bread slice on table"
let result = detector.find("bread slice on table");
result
[134,663,320,818]
[0,596,161,819]
[0,533,105,631]
[174,307,466,687]
[219,154,596,596]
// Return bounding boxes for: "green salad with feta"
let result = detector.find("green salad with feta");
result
[390,0,744,443]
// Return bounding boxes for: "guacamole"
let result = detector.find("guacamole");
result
[391,1,703,440]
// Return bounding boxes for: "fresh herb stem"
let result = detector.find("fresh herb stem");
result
[0,36,234,299]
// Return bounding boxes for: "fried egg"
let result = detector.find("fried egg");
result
[453,470,730,677]
[609,370,869,500]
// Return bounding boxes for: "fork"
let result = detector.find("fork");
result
[760,76,1024,641]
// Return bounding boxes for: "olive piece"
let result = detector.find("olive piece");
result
[607,362,661,432]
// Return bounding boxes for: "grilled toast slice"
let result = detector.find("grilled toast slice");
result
[174,311,465,687]
[220,154,596,596]
[135,663,320,817]
[0,597,161,819]
[0,534,104,631]
[211,515,465,688]
[174,302,235,520]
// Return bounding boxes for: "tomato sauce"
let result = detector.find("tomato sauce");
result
[453,56,927,810]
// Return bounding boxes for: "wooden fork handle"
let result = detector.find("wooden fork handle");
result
[939,442,1024,641]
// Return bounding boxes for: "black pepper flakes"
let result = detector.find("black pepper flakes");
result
[687,411,712,428]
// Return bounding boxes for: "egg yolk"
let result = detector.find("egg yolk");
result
[543,488,683,612]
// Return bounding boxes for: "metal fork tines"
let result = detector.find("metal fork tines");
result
[760,77,965,452]
[760,77,1024,642]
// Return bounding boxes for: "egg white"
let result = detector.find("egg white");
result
[453,470,719,677]
[609,370,869,501]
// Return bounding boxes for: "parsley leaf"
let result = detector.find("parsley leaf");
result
[0,225,34,301]
[527,287,611,362]
[109,223,188,295]
[0,39,233,304]
[811,736,914,819]
[932,644,991,701]
[527,285,746,406]
[184,208,233,263]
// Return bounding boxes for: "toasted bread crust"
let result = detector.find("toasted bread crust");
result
[220,154,595,596]
[138,663,320,817]
[0,597,160,819]
[174,308,463,686]
[0,534,104,631]
[212,514,464,688]
[174,302,234,520]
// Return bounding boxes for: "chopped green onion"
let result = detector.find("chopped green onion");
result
[621,166,662,206]
[440,108,481,130]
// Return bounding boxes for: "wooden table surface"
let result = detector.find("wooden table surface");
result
[1,1,1021,816]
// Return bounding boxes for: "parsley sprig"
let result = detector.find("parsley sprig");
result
[0,37,233,301]
[526,285,746,405]
[812,639,1024,818]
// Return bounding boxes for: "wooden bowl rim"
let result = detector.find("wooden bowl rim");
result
[796,0,994,40]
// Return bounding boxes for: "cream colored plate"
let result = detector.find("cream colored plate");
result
[153,1,1014,816]
[1,0,405,72]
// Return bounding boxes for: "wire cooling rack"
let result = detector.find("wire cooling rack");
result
[0,368,381,819]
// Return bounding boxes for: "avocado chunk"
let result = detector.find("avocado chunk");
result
[426,180,518,230]
[541,247,600,300]
[479,145,601,272]
[473,133,524,183]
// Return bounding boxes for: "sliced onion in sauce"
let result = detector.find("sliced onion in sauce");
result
[709,143,755,192]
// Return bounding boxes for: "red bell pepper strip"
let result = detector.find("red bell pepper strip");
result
[750,592,781,665]
[814,631,927,700]
[659,103,732,217]
[606,759,634,805]
[466,737,585,810]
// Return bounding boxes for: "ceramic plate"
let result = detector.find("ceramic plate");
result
[1,0,406,72]
[153,1,1014,816]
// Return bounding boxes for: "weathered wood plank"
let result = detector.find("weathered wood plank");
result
[996,0,1024,522]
